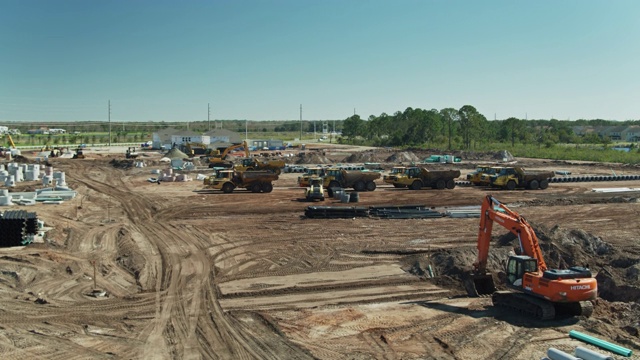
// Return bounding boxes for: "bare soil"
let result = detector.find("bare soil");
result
[0,144,639,359]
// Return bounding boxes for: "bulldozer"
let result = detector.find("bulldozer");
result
[72,147,85,159]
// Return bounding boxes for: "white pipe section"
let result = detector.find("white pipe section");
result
[547,348,580,360]
[575,346,615,360]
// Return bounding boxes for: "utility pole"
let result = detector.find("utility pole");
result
[299,104,302,141]
[208,103,211,131]
[108,100,111,147]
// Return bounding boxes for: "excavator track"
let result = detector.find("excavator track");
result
[491,291,556,320]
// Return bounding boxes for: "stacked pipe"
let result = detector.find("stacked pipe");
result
[549,174,640,183]
[304,206,369,219]
[0,210,38,247]
[369,205,443,219]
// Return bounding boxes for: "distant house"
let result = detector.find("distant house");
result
[27,127,49,135]
[152,128,181,149]
[170,131,210,147]
[622,126,640,142]
[49,128,66,134]
[203,128,243,144]
[0,126,8,134]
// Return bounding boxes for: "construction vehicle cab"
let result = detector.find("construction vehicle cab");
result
[383,166,406,187]
[465,195,596,319]
[126,147,139,159]
[72,147,85,159]
[298,167,327,187]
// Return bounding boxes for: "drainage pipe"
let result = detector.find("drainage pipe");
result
[569,330,633,357]
[575,346,614,360]
[547,347,579,360]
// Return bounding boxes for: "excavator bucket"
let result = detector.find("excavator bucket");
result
[463,272,496,297]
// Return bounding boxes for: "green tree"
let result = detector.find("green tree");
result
[342,115,364,143]
[440,108,459,150]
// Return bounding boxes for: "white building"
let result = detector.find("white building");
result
[170,131,210,146]
[0,126,8,134]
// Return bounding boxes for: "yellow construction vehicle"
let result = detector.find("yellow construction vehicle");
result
[383,166,406,187]
[203,169,278,193]
[208,141,249,168]
[297,167,328,187]
[7,135,16,149]
[235,158,286,175]
[467,165,504,186]
[489,166,554,190]
[72,147,85,159]
[305,177,325,201]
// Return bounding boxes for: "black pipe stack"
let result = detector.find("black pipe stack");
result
[0,210,38,247]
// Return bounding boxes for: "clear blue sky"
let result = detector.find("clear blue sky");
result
[1,0,639,122]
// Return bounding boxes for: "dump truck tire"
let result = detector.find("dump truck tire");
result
[262,182,273,193]
[410,180,422,190]
[528,179,539,190]
[446,179,455,189]
[366,181,376,191]
[539,179,549,190]
[354,181,366,192]
[222,183,234,193]
[436,179,446,190]
[506,180,516,191]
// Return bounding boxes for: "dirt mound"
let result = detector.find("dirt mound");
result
[493,150,515,162]
[164,148,189,159]
[385,151,421,164]
[294,152,333,164]
[110,159,135,169]
[428,224,637,297]
[342,150,383,163]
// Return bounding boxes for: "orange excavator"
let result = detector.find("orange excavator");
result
[465,195,597,319]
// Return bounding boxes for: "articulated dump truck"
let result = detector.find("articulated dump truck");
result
[325,168,381,196]
[489,166,554,190]
[393,166,461,190]
[204,170,278,193]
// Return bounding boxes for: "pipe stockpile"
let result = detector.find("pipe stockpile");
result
[0,210,38,247]
[569,330,633,357]
[304,206,369,219]
[550,174,640,183]
[574,346,615,360]
[369,205,443,219]
[547,347,580,360]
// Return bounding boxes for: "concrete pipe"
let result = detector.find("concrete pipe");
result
[574,346,614,360]
[547,347,580,360]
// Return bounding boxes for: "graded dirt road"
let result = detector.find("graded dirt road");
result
[0,147,638,359]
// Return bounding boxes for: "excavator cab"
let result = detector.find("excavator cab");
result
[505,255,538,287]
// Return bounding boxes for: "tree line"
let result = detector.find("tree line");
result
[340,106,640,149]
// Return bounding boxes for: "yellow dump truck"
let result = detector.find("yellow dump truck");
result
[235,158,286,175]
[298,167,328,187]
[393,167,461,190]
[203,170,278,193]
[383,166,406,187]
[489,166,554,190]
[325,169,381,195]
[467,165,504,186]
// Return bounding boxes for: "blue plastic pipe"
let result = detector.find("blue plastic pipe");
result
[569,330,633,357]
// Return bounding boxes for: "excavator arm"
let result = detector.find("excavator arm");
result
[474,195,547,273]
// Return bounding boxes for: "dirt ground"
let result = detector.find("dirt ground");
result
[0,144,639,359]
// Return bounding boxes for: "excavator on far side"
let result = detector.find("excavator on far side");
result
[465,195,597,319]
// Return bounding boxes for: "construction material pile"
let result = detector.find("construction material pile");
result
[0,210,38,247]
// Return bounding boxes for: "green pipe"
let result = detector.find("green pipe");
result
[569,330,633,357]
